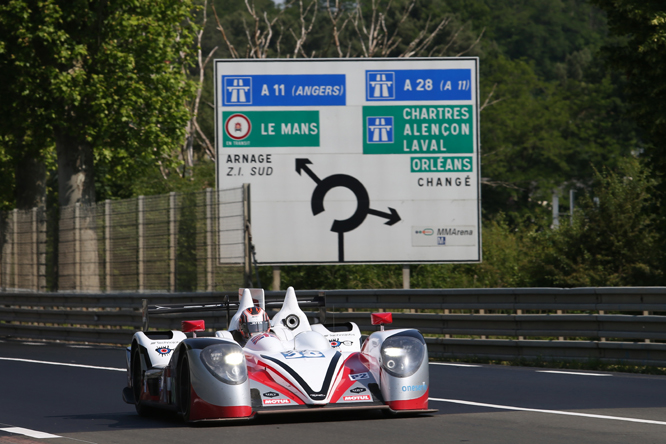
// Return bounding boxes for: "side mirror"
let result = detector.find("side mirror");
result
[182,320,205,337]
[371,313,393,331]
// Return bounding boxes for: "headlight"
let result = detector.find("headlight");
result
[380,335,425,377]
[200,343,247,385]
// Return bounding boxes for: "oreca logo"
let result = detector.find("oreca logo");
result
[402,383,428,392]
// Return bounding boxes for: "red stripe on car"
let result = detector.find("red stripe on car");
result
[189,385,252,420]
[387,390,429,411]
[249,368,305,405]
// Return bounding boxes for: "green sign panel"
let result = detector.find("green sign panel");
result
[222,110,319,148]
[363,105,473,155]
[410,156,473,173]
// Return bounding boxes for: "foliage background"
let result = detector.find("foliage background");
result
[1,0,664,290]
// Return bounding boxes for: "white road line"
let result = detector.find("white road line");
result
[0,357,125,372]
[430,362,482,368]
[429,398,666,426]
[1,427,61,438]
[537,370,612,377]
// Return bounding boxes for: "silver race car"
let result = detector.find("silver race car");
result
[122,287,435,422]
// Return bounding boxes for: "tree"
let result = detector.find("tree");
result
[0,0,197,289]
[479,54,639,220]
[0,0,197,206]
[0,142,15,211]
[591,0,666,223]
[527,158,662,287]
[591,0,666,140]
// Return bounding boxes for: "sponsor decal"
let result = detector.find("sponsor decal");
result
[401,383,428,392]
[263,391,280,398]
[329,339,354,348]
[412,225,476,247]
[414,228,434,236]
[343,395,372,401]
[327,332,356,337]
[250,333,271,345]
[281,350,325,359]
[263,399,291,405]
[155,346,172,356]
[350,387,367,394]
[309,393,326,399]
[349,372,370,381]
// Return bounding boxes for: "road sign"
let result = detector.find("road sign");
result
[215,58,480,264]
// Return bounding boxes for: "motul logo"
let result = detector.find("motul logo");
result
[343,395,371,401]
[263,399,291,405]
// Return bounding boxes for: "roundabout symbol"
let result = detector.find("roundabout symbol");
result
[296,158,400,262]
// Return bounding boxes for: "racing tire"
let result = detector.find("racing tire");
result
[131,346,151,416]
[177,353,192,422]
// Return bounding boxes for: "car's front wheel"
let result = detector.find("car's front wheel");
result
[131,346,151,416]
[177,353,192,422]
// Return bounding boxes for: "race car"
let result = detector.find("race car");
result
[122,287,435,422]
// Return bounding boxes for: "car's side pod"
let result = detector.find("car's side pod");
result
[361,328,430,411]
[124,330,187,413]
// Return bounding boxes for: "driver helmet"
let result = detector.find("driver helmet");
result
[239,306,270,339]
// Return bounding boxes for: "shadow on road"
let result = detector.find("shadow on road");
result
[49,408,438,432]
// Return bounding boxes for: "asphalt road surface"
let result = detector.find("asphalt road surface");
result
[2,339,666,444]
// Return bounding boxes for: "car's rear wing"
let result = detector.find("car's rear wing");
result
[141,291,326,331]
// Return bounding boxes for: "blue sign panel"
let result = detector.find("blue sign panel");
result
[222,74,346,107]
[366,69,471,101]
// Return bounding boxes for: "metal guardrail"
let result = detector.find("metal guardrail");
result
[2,287,666,365]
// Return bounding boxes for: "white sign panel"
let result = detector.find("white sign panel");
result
[215,58,481,264]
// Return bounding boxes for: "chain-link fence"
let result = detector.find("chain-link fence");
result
[0,187,248,292]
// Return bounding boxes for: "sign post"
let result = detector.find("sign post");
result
[215,58,481,265]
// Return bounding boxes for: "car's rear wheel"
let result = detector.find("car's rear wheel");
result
[177,353,192,422]
[131,346,150,416]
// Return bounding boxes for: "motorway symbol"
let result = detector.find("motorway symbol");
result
[366,117,394,143]
[296,158,400,262]
[224,77,252,104]
[367,72,395,100]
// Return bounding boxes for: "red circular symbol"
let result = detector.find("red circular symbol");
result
[156,347,172,355]
[225,114,251,140]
